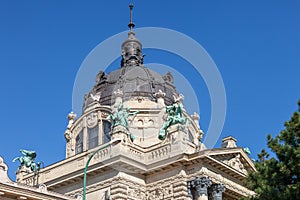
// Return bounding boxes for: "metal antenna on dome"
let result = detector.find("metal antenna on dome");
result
[128,4,135,32]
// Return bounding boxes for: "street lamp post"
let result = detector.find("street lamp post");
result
[83,138,121,200]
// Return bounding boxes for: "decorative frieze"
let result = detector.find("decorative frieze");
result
[127,186,146,200]
[146,184,173,200]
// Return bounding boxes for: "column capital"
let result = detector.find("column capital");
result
[189,176,212,197]
[210,184,226,200]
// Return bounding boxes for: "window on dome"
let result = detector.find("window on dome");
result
[75,131,83,154]
[103,121,111,144]
[88,125,99,150]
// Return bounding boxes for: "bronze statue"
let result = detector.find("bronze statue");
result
[107,102,139,141]
[158,101,187,140]
[13,149,43,172]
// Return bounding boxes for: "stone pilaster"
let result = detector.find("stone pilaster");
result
[209,184,225,200]
[188,176,212,200]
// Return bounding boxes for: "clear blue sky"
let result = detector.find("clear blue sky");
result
[0,1,299,180]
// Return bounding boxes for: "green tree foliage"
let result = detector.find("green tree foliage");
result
[244,100,300,200]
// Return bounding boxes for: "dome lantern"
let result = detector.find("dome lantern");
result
[121,4,144,67]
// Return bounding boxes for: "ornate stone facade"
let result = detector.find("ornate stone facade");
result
[15,91,255,200]
[12,5,255,200]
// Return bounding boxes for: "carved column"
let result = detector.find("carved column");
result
[209,184,226,200]
[188,176,212,200]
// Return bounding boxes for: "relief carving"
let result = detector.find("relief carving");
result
[101,112,109,119]
[64,112,77,141]
[146,184,173,200]
[86,112,98,128]
[223,154,248,174]
[127,187,146,200]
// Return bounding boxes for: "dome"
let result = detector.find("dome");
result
[82,65,179,111]
[82,6,179,112]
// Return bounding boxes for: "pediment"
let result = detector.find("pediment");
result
[205,148,256,175]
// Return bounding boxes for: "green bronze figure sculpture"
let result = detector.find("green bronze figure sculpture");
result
[13,149,43,172]
[243,147,251,155]
[107,102,139,141]
[158,101,187,140]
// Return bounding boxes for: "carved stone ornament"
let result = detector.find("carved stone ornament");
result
[223,154,248,174]
[163,72,174,83]
[127,186,146,200]
[113,88,123,97]
[154,89,166,98]
[64,129,72,141]
[101,112,109,119]
[90,92,101,102]
[68,111,77,121]
[173,93,184,103]
[0,156,8,171]
[197,129,204,141]
[146,184,173,200]
[65,112,77,142]
[38,184,48,193]
[67,111,77,129]
[0,156,10,182]
[86,112,98,128]
[96,70,107,83]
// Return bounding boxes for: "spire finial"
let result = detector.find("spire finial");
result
[128,4,135,31]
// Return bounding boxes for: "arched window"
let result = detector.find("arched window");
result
[103,121,111,143]
[75,131,83,154]
[88,125,99,150]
